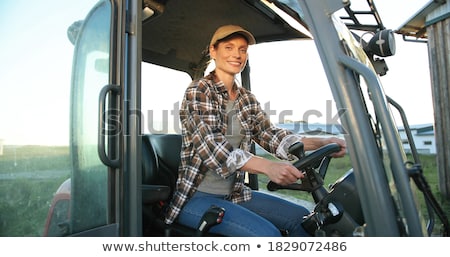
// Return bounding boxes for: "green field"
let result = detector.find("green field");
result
[0,145,71,236]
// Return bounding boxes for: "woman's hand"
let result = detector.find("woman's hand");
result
[301,136,347,158]
[242,156,304,185]
[324,137,347,158]
[265,161,305,185]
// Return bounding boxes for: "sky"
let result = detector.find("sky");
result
[0,0,434,145]
[0,0,98,145]
[368,0,434,126]
[249,0,434,127]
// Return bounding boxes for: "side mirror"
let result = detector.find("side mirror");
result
[67,20,84,46]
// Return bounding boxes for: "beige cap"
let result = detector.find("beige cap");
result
[209,25,256,47]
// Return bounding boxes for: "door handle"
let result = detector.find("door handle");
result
[98,84,121,168]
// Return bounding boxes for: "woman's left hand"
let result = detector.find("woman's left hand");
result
[324,137,347,158]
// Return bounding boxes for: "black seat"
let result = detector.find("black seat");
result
[141,134,223,236]
[141,134,180,235]
[142,134,180,205]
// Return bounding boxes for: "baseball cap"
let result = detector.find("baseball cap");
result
[209,25,256,47]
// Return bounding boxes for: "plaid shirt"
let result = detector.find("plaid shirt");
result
[164,71,294,224]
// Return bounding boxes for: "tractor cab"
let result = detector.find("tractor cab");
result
[42,0,448,237]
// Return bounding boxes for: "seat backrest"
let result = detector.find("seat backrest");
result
[141,133,224,236]
[142,134,182,199]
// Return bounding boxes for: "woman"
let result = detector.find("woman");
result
[164,25,347,236]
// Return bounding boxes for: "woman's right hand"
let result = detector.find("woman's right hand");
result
[241,156,303,185]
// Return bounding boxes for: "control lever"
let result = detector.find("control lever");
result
[196,205,225,236]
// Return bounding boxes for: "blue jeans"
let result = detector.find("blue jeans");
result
[176,191,311,236]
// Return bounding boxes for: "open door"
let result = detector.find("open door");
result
[69,0,123,236]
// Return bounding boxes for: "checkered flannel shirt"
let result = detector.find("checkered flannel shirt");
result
[164,71,301,224]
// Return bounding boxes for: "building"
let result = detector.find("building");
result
[396,0,450,197]
[398,123,436,154]
[274,122,436,154]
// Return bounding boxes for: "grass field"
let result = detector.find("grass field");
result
[0,145,71,236]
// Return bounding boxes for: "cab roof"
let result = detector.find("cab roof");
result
[141,0,311,77]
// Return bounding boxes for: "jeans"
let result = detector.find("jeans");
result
[176,190,311,236]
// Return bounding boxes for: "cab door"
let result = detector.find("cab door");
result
[69,0,125,236]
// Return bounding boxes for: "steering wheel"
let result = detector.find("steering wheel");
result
[267,142,341,193]
[267,142,367,236]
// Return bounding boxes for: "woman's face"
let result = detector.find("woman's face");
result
[209,36,249,77]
